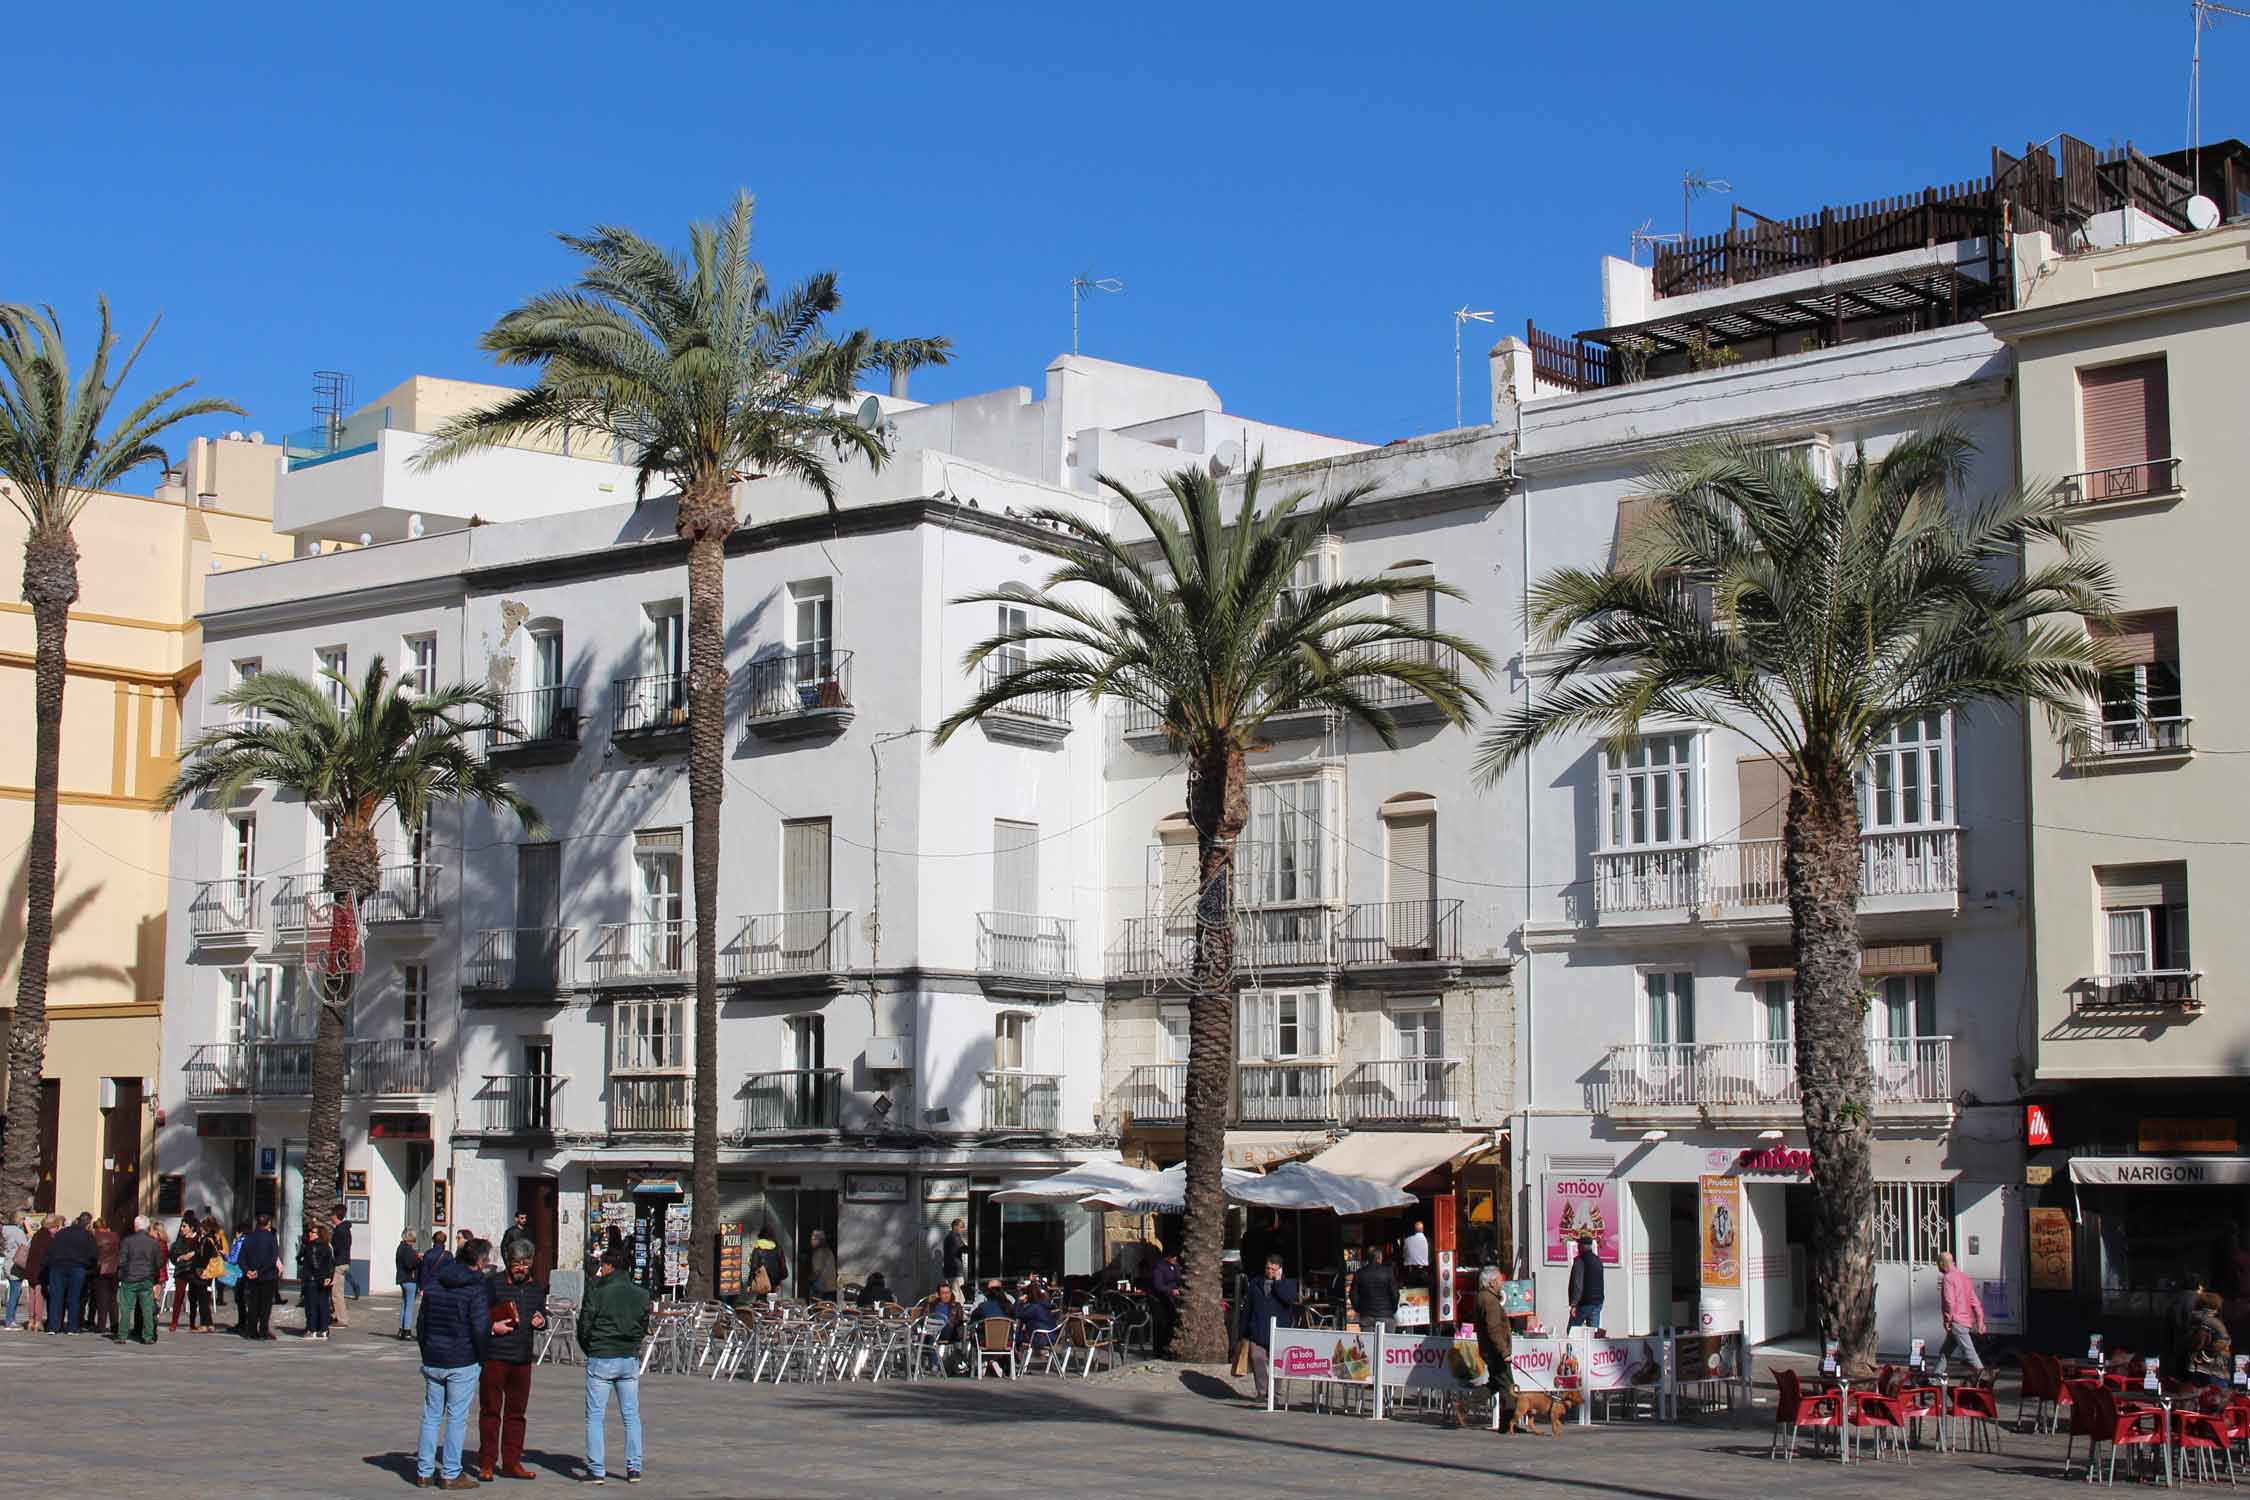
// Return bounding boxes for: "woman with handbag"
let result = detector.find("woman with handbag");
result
[172,1218,213,1331]
[299,1222,336,1340]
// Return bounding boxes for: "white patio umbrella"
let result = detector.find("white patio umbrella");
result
[1078,1162,1260,1215]
[988,1161,1167,1204]
[1224,1161,1418,1216]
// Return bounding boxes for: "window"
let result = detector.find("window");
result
[316,647,348,710]
[1873,974,1937,1039]
[1159,1005,1190,1064]
[1248,775,1341,905]
[994,1012,1031,1072]
[223,968,258,1045]
[1239,987,1329,1060]
[1760,979,1793,1043]
[643,605,683,680]
[2098,863,2190,976]
[993,820,1038,914]
[1275,544,1335,621]
[996,603,1031,677]
[229,813,258,894]
[401,963,428,1043]
[789,581,834,685]
[634,829,684,970]
[789,1012,826,1072]
[529,626,564,691]
[400,634,437,696]
[1859,715,1951,830]
[524,1039,554,1131]
[1382,803,1436,907]
[231,658,263,728]
[308,808,335,875]
[614,998,686,1073]
[1390,998,1442,1061]
[1641,970,1696,1046]
[2077,357,2173,500]
[1603,733,1700,850]
[1386,562,1437,637]
[2093,611,2185,752]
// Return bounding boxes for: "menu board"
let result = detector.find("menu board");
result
[718,1224,745,1298]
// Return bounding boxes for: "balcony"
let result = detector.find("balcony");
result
[1601,1037,1953,1124]
[738,1068,843,1135]
[981,1071,1061,1134]
[2067,716,2193,768]
[585,921,692,987]
[1236,1061,1336,1123]
[612,672,690,755]
[182,1038,434,1100]
[1594,829,1959,919]
[1121,1063,1186,1124]
[2072,969,2203,1016]
[1335,899,1463,966]
[477,1073,562,1135]
[745,650,854,741]
[190,878,265,946]
[1346,642,1467,727]
[487,685,582,768]
[609,1074,691,1133]
[2056,457,2182,510]
[977,913,1075,992]
[1119,689,1332,747]
[722,910,851,987]
[274,866,437,939]
[463,927,577,994]
[976,659,1071,748]
[1341,1058,1463,1124]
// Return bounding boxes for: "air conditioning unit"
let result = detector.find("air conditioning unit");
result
[863,1036,908,1071]
[99,1078,120,1110]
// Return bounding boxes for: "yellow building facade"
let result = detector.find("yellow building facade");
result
[0,432,291,1220]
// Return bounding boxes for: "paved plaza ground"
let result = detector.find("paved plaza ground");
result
[0,1296,2101,1498]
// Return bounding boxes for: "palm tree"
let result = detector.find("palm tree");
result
[935,461,1493,1361]
[162,660,540,1230]
[1476,429,2113,1374]
[415,191,949,1296]
[0,301,239,1218]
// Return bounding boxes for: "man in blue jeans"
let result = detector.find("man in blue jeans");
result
[1566,1231,1606,1332]
[576,1248,652,1485]
[416,1237,494,1489]
[396,1228,424,1339]
[46,1213,97,1334]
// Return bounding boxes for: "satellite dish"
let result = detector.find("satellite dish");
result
[2186,194,2222,231]
[1209,439,1244,477]
[855,396,884,430]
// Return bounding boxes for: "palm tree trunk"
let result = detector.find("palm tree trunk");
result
[1,525,77,1218]
[1785,770,1877,1376]
[1177,744,1248,1363]
[306,825,380,1235]
[680,481,732,1300]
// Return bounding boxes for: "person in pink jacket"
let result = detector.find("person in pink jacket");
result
[1937,1251,1986,1374]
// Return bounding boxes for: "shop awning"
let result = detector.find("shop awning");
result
[2068,1156,2250,1187]
[1307,1131,1493,1191]
[1229,1162,1417,1215]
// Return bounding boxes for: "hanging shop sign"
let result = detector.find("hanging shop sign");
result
[1736,1146,1813,1177]
[845,1173,908,1203]
[369,1112,432,1141]
[1542,1177,1619,1266]
[1699,1175,1741,1290]
[2026,1104,2055,1148]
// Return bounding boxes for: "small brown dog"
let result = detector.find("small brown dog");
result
[1512,1389,1584,1434]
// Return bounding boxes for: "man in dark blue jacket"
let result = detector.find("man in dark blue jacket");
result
[1238,1255,1299,1403]
[419,1229,456,1291]
[416,1237,494,1489]
[234,1213,282,1341]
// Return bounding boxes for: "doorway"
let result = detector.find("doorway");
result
[384,1140,433,1236]
[516,1176,560,1282]
[101,1077,145,1227]
[1872,1180,1954,1355]
[758,1181,838,1296]
[35,1078,60,1214]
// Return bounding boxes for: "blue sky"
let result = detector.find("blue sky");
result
[7,1,2228,476]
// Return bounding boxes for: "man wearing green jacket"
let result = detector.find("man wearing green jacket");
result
[576,1249,651,1485]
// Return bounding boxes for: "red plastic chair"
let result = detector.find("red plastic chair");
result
[2087,1385,2169,1487]
[1770,1367,1846,1462]
[1949,1384,2002,1454]
[2018,1351,2070,1433]
[2173,1408,2236,1485]
[2064,1380,2108,1479]
[1849,1387,1912,1463]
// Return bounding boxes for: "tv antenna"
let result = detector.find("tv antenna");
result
[1683,169,1733,243]
[1630,217,1683,265]
[1452,307,1494,428]
[1070,270,1125,355]
[2191,2,2250,186]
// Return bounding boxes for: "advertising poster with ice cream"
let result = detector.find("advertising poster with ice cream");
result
[1543,1176,1619,1266]
[1511,1336,1666,1393]
[1268,1326,1375,1386]
[1698,1174,1741,1289]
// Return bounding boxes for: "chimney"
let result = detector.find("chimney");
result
[889,368,909,400]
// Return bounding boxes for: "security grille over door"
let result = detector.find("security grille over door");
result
[1872,1181,1955,1265]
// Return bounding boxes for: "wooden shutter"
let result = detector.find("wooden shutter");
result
[515,843,561,929]
[2080,358,2170,470]
[1735,755,1789,842]
[994,820,1038,914]
[1392,579,1436,632]
[1614,496,1667,565]
[2092,610,2178,668]
[2098,863,2188,910]
[1384,813,1436,905]
[783,819,831,913]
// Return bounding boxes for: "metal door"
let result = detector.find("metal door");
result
[1872,1181,1954,1356]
